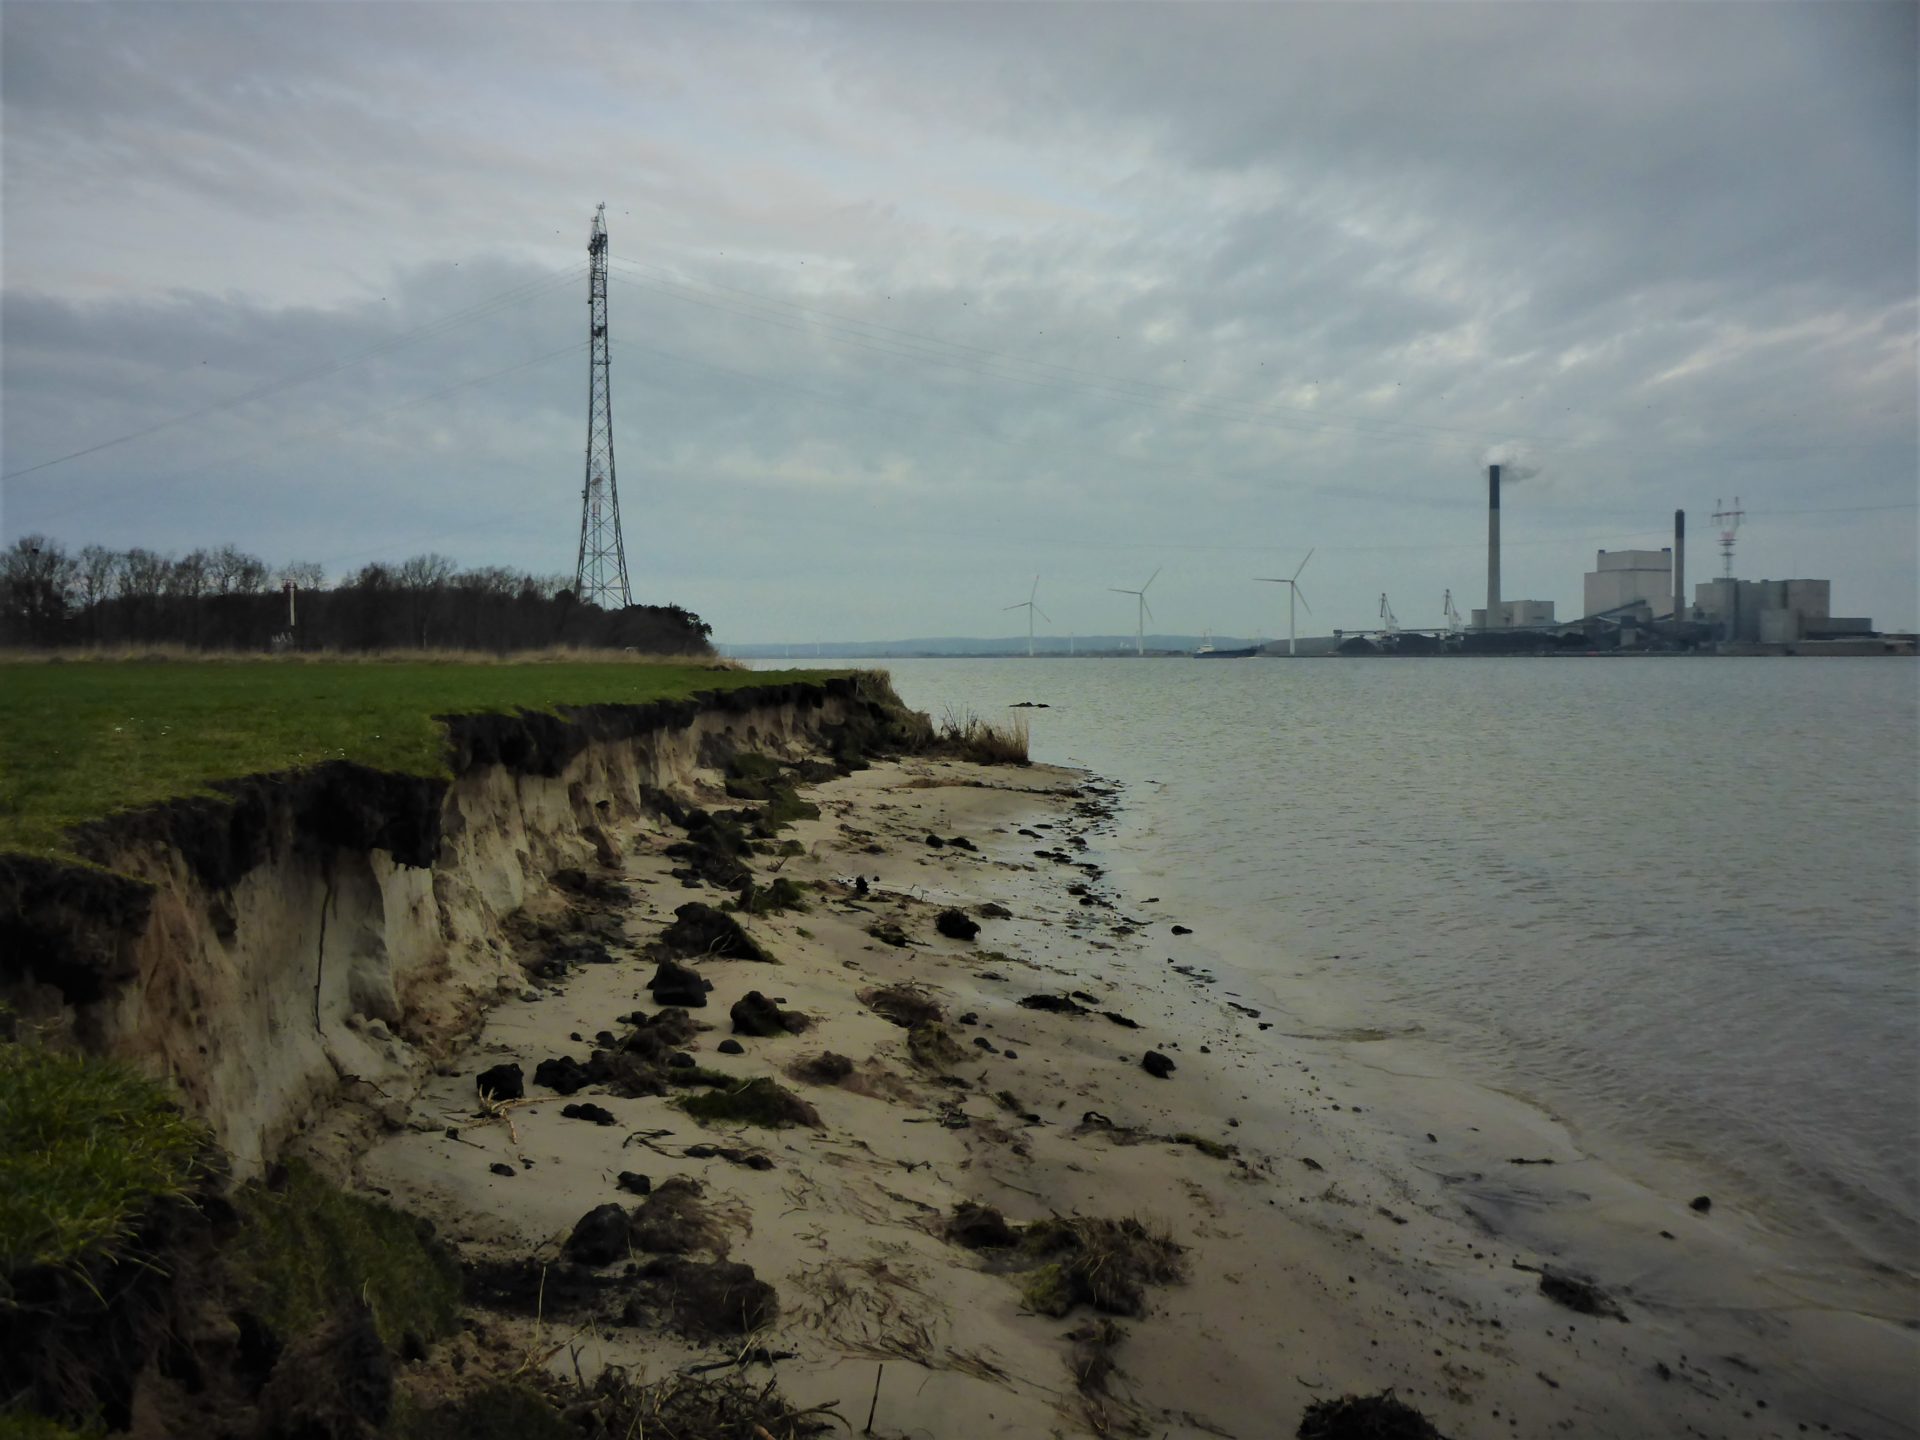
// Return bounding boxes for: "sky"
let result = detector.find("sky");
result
[2,1,1914,642]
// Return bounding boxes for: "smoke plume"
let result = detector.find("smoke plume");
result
[1483,443,1540,482]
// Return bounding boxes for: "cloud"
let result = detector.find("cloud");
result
[1,1,1913,635]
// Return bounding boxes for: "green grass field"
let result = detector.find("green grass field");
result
[0,659,835,862]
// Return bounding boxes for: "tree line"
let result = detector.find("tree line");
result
[0,536,714,655]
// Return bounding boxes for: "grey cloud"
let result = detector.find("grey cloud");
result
[2,2,1913,636]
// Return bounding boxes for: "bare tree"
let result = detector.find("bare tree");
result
[1,535,76,644]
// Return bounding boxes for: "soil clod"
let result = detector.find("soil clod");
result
[647,958,711,1008]
[475,1063,523,1102]
[936,908,981,940]
[1298,1391,1451,1439]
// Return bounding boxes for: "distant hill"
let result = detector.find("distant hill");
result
[719,633,1342,658]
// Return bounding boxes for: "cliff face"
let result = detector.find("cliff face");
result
[0,677,892,1171]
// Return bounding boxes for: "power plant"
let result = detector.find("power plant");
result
[1319,470,1906,658]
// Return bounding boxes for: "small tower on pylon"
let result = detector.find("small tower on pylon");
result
[574,203,631,608]
[1712,496,1744,579]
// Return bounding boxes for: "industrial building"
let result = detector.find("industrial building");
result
[1585,549,1674,619]
[1690,577,1875,645]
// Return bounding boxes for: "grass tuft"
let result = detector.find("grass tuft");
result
[224,1160,462,1350]
[931,707,1030,766]
[0,1045,210,1280]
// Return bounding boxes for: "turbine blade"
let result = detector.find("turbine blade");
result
[1143,567,1161,592]
[1254,577,1285,583]
[1035,605,1052,623]
[1142,597,1154,622]
[1030,576,1039,603]
[1109,587,1135,595]
[1295,586,1313,615]
[1292,547,1315,582]
[1003,602,1026,611]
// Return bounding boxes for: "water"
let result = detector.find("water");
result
[766,655,1920,1304]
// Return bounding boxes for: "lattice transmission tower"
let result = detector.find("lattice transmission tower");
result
[574,203,631,608]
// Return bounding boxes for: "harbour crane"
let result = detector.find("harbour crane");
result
[1379,593,1400,634]
[1442,589,1464,635]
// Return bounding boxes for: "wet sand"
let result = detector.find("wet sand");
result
[350,753,1914,1439]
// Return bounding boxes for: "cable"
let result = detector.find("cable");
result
[3,264,587,482]
[26,340,587,529]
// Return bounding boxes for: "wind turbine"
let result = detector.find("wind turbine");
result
[1003,576,1049,657]
[1108,567,1160,656]
[1255,549,1314,657]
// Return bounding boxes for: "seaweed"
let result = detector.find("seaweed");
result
[676,1078,821,1130]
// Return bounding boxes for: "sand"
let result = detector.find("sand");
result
[349,753,1915,1439]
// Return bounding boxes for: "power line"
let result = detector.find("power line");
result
[2,265,586,482]
[25,340,587,530]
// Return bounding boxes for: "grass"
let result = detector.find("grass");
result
[0,1045,211,1280]
[224,1160,462,1350]
[0,1416,95,1440]
[932,707,1030,765]
[0,658,841,863]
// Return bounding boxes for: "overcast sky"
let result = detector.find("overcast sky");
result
[3,1,1914,641]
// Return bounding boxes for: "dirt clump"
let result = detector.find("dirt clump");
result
[552,867,631,906]
[531,1055,590,1095]
[946,1202,1017,1250]
[729,990,811,1037]
[788,1051,856,1086]
[656,901,772,962]
[1141,1050,1176,1079]
[637,1256,779,1337]
[646,958,711,1008]
[936,908,981,940]
[630,1176,731,1256]
[906,1023,967,1073]
[474,1063,523,1102]
[564,1204,634,1267]
[861,984,945,1029]
[1020,992,1089,1015]
[1538,1265,1629,1321]
[1297,1391,1452,1439]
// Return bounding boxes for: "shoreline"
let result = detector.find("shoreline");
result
[344,747,1915,1438]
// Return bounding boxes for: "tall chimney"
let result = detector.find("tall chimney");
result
[1486,464,1501,628]
[1673,509,1685,623]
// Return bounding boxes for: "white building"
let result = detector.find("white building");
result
[1584,548,1673,618]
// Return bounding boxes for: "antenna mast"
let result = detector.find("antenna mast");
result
[575,203,632,608]
[1711,496,1744,580]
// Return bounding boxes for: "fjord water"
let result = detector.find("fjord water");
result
[790,656,1919,1302]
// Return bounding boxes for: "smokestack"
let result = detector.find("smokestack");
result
[1673,509,1685,623]
[1487,464,1501,628]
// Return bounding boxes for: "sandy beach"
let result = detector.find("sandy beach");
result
[338,749,1909,1439]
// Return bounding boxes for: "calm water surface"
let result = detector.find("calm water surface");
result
[768,656,1919,1295]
